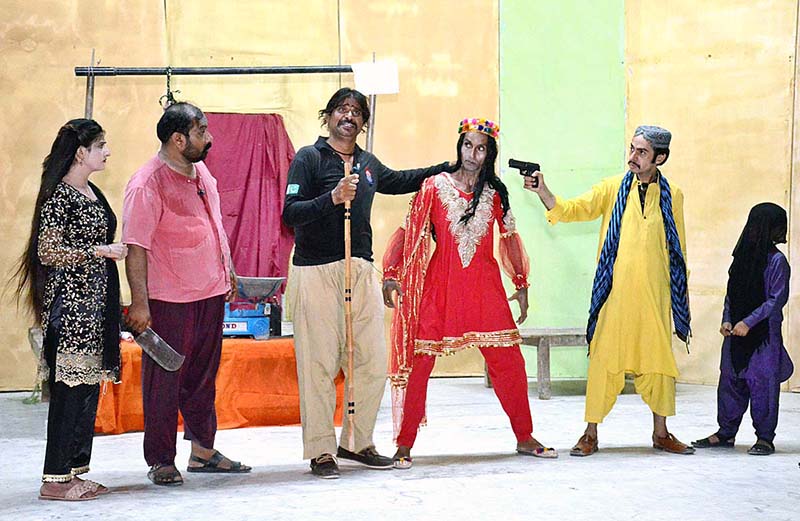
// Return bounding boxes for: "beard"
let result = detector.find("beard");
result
[184,142,212,163]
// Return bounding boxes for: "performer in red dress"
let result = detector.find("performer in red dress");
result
[383,118,556,468]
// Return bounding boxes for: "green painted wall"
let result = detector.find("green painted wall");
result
[500,1,626,377]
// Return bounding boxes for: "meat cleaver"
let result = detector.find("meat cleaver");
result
[136,328,185,371]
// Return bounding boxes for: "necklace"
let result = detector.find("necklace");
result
[327,142,355,157]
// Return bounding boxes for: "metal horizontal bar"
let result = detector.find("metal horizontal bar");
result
[75,65,353,77]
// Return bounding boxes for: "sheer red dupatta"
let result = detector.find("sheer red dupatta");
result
[383,179,435,439]
[496,200,531,291]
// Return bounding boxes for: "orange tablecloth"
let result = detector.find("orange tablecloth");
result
[95,337,344,435]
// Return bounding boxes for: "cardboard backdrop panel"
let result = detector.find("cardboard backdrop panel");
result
[625,0,799,386]
[0,0,499,389]
[0,1,167,390]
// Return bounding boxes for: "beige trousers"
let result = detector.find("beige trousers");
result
[285,258,387,460]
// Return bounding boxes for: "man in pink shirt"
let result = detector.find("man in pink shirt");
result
[123,102,250,486]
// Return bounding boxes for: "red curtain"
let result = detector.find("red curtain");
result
[204,113,295,283]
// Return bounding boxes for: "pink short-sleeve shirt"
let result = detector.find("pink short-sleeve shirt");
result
[122,156,231,303]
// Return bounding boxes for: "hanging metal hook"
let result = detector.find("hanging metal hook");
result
[159,66,181,109]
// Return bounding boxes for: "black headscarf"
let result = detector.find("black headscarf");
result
[727,202,787,373]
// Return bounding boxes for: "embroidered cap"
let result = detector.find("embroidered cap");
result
[634,125,671,149]
[458,118,499,139]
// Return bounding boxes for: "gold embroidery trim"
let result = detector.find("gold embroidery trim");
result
[435,175,495,268]
[42,473,73,483]
[502,208,517,233]
[71,465,90,476]
[414,328,522,356]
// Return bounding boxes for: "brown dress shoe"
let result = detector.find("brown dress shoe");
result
[653,433,695,455]
[569,433,598,457]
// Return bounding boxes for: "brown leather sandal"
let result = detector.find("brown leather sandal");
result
[653,432,695,454]
[569,433,598,457]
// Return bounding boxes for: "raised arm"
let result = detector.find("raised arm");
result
[375,157,450,195]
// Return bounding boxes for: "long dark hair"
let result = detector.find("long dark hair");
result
[446,133,509,223]
[11,118,105,319]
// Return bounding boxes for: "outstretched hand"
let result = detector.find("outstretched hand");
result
[382,279,403,308]
[508,287,529,325]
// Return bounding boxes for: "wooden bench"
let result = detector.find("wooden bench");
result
[484,327,587,400]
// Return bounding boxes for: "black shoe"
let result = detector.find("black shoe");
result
[336,446,393,469]
[747,439,775,456]
[310,453,340,479]
[692,433,735,449]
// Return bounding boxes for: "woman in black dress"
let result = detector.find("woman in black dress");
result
[13,119,127,501]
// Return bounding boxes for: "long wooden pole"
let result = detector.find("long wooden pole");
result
[343,161,356,451]
[83,49,96,119]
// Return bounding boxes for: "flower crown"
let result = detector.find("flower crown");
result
[458,118,499,139]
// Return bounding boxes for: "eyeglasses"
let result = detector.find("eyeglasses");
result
[334,105,363,118]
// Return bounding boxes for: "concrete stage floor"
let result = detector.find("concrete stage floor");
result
[1,379,798,521]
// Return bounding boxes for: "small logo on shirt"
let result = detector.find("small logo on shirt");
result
[286,184,300,195]
[364,168,374,186]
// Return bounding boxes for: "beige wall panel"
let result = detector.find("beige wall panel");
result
[0,1,500,387]
[626,1,798,384]
[163,0,341,150]
[789,3,800,391]
[0,1,167,390]
[340,0,499,376]
[340,0,499,256]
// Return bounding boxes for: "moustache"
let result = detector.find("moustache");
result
[628,161,639,168]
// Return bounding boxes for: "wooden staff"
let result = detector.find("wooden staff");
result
[343,161,356,451]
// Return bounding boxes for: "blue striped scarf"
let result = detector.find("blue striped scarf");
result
[586,171,691,346]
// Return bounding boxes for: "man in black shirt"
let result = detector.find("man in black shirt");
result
[282,88,449,479]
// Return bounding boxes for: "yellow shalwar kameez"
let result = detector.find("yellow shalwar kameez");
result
[546,173,687,422]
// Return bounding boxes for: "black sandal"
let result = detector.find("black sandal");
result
[691,433,735,448]
[186,450,252,473]
[147,464,183,486]
[747,440,775,456]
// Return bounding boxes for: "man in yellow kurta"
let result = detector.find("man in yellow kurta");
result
[524,125,694,456]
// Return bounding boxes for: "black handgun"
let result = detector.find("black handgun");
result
[508,158,541,187]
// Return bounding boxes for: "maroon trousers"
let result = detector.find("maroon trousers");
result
[142,295,225,467]
[396,345,533,447]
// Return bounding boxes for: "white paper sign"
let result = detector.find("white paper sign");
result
[352,60,400,95]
